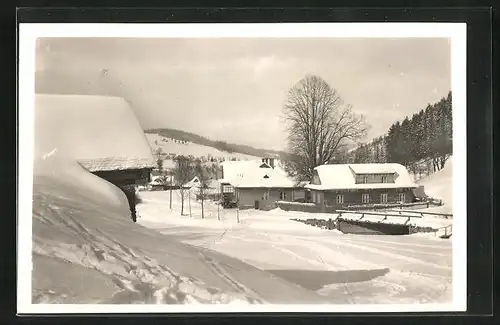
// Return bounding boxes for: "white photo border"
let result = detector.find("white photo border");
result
[17,22,467,314]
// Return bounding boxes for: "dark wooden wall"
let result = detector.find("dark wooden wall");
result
[92,168,152,222]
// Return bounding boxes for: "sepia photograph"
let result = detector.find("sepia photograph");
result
[18,23,467,313]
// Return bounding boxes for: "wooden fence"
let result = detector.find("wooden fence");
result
[390,208,453,219]
[277,201,435,214]
[335,209,423,225]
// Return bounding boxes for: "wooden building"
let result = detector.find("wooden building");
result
[79,157,154,222]
[305,163,418,211]
[36,94,156,223]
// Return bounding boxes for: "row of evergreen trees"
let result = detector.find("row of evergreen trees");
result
[348,91,452,177]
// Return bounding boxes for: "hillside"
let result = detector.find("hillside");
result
[145,128,285,159]
[417,156,453,213]
[146,133,259,162]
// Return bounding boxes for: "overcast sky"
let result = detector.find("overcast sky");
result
[35,37,450,151]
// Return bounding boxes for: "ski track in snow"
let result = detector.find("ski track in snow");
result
[33,188,260,305]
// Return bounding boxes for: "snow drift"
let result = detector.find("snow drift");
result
[417,156,453,213]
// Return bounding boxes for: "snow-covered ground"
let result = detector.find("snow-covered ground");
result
[146,133,259,161]
[28,94,454,307]
[33,167,339,305]
[137,190,453,304]
[30,94,332,305]
[417,156,453,214]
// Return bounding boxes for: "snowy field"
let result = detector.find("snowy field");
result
[137,190,453,304]
[146,133,259,161]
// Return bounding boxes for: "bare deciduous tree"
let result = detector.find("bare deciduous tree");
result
[173,155,194,216]
[154,147,164,171]
[283,75,369,181]
[194,159,212,219]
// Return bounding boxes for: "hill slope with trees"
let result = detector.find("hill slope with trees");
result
[348,91,452,178]
[145,128,285,159]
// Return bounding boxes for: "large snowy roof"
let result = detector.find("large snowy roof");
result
[231,165,295,189]
[218,160,269,184]
[35,94,155,172]
[306,163,417,191]
[218,159,295,188]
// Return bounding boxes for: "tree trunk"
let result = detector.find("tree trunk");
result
[440,155,447,169]
[169,177,173,210]
[180,191,184,216]
[189,190,192,217]
[201,197,204,219]
[200,189,204,219]
[217,189,221,221]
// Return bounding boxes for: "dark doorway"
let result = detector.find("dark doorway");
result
[254,200,260,210]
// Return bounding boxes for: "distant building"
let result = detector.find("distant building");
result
[217,158,305,210]
[184,176,200,189]
[305,163,418,210]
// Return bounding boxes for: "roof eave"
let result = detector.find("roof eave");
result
[305,184,418,191]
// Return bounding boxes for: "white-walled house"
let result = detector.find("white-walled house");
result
[217,158,306,210]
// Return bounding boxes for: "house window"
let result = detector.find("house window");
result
[363,175,369,184]
[222,185,234,193]
[336,194,344,204]
[380,193,388,204]
[399,193,406,203]
[381,175,388,183]
[362,193,370,204]
[263,191,270,200]
[280,191,287,201]
[312,191,317,203]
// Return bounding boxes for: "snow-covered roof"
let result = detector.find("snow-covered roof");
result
[231,165,296,189]
[218,160,270,184]
[35,94,155,172]
[185,176,200,188]
[218,159,296,188]
[306,163,417,191]
[78,157,156,172]
[150,175,165,185]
